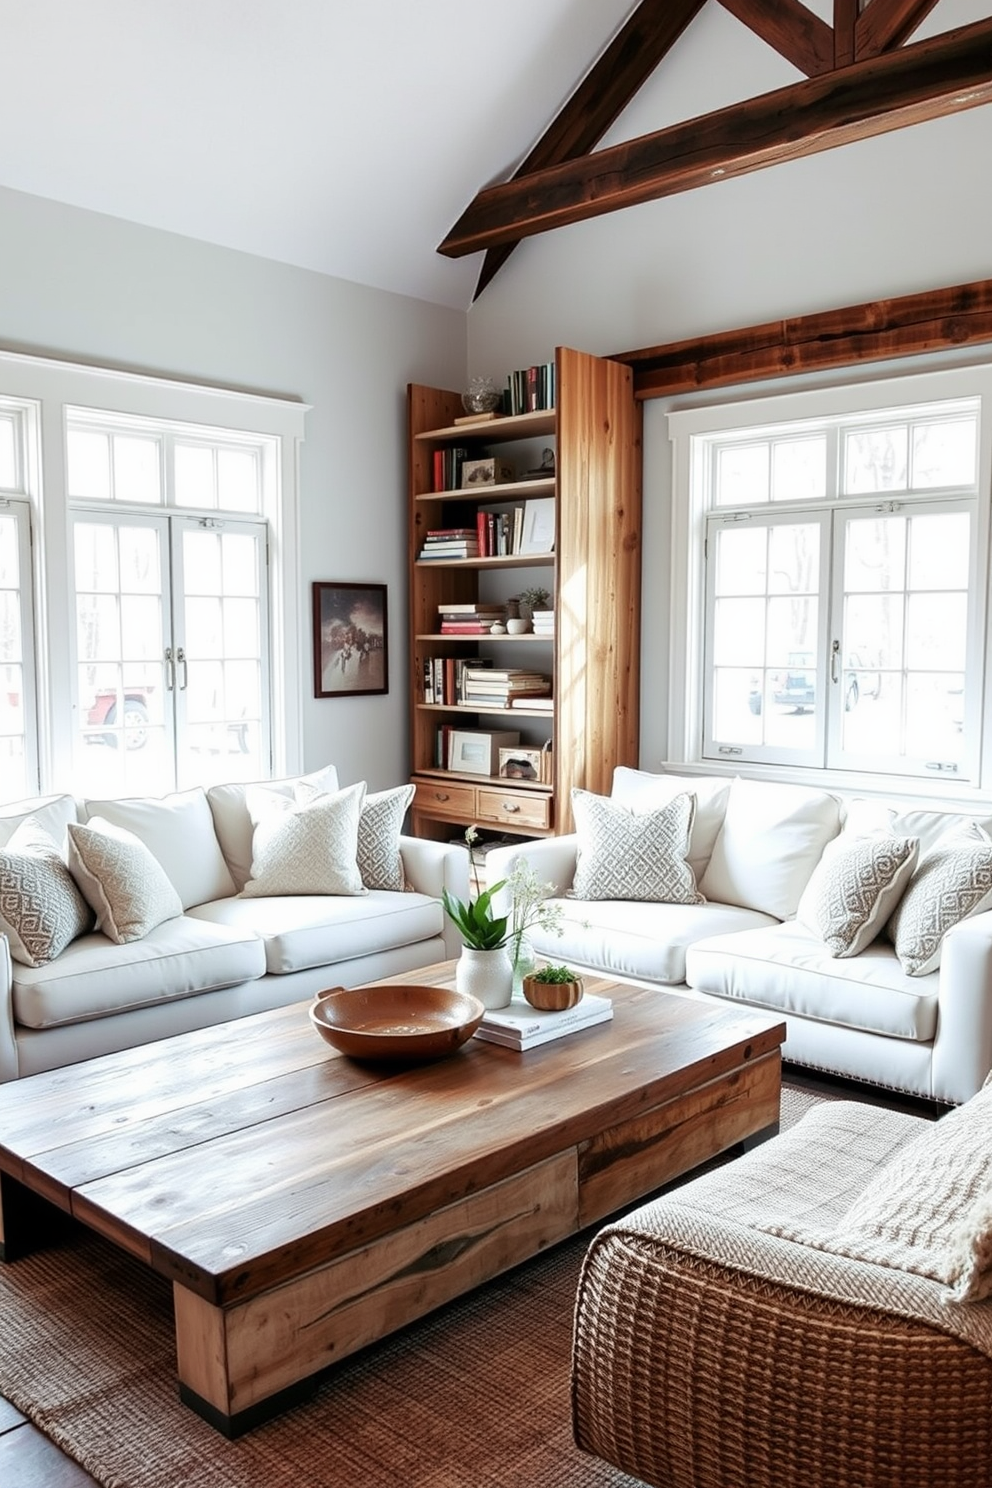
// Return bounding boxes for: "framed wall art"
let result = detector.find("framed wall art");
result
[312,582,388,698]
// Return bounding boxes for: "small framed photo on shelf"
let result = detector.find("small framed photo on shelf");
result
[519,497,556,555]
[312,582,388,698]
[498,745,553,784]
[448,729,520,775]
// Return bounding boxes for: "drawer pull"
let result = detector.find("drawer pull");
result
[502,802,520,813]
[434,791,450,802]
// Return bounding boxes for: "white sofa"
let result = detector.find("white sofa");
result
[487,769,992,1106]
[0,767,468,1082]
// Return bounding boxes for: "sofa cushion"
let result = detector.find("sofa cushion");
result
[529,899,777,987]
[357,784,415,891]
[610,768,731,881]
[189,890,444,975]
[699,777,841,919]
[0,793,79,851]
[0,819,93,966]
[796,835,919,958]
[10,915,266,1029]
[685,920,939,1042]
[570,788,702,904]
[82,787,236,908]
[67,819,183,943]
[207,765,340,890]
[242,781,366,897]
[887,825,992,976]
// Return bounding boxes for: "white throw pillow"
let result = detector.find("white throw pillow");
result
[796,835,919,958]
[887,824,992,976]
[357,784,414,891]
[610,768,730,881]
[570,788,703,904]
[207,765,341,890]
[67,819,183,944]
[699,777,841,919]
[0,818,93,966]
[83,787,236,908]
[242,780,366,897]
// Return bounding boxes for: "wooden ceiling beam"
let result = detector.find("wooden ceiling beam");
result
[612,278,992,398]
[855,0,942,60]
[474,0,706,299]
[439,18,992,258]
[717,0,835,77]
[833,0,858,68]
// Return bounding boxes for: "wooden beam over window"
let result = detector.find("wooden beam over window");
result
[439,18,992,259]
[474,0,706,299]
[717,0,835,77]
[612,278,992,399]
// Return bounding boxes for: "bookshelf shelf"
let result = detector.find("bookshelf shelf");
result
[407,349,642,841]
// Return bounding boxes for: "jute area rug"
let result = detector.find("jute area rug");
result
[0,1084,834,1488]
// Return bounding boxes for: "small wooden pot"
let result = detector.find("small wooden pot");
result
[522,973,584,1011]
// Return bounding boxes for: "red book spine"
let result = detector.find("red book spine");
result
[476,509,488,557]
[433,449,444,492]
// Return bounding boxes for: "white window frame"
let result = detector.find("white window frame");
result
[668,363,992,807]
[0,349,308,796]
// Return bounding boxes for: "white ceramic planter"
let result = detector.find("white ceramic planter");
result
[455,946,513,1010]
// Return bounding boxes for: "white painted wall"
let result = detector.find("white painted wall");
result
[467,0,992,769]
[0,184,466,792]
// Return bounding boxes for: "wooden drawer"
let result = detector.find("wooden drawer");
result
[412,779,477,822]
[476,787,551,830]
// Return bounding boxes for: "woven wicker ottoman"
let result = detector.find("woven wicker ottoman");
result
[572,1099,992,1488]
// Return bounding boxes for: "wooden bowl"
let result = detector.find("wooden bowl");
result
[309,984,485,1063]
[522,973,584,1011]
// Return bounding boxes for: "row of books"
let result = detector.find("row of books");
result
[503,362,556,417]
[431,446,471,493]
[424,655,491,706]
[476,507,523,557]
[459,667,551,708]
[474,992,613,1050]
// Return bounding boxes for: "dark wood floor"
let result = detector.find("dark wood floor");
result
[0,1064,944,1482]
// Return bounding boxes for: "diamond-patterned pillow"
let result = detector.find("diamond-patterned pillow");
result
[887,824,992,976]
[67,820,183,944]
[0,818,93,966]
[357,784,415,891]
[796,835,919,958]
[569,788,703,904]
[242,781,367,897]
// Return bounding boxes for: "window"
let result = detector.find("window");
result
[669,368,992,794]
[0,351,306,806]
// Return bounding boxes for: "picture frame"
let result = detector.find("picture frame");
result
[312,582,388,698]
[518,497,556,555]
[498,745,553,784]
[448,728,520,775]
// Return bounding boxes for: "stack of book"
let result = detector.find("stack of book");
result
[432,446,470,492]
[530,608,555,637]
[474,992,613,1050]
[459,668,551,707]
[503,362,556,416]
[419,527,480,560]
[424,655,491,705]
[438,603,505,634]
[512,694,554,711]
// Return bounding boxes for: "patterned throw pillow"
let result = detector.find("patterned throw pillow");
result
[242,781,367,897]
[569,788,703,904]
[0,818,93,966]
[66,819,183,944]
[796,835,918,958]
[887,824,992,976]
[357,784,415,891]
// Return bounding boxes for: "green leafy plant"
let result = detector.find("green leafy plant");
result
[529,963,580,984]
[516,585,552,614]
[441,881,509,950]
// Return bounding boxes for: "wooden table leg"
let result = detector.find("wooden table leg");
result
[0,1171,74,1262]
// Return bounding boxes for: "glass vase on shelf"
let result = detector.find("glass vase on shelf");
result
[510,932,537,998]
[505,859,564,999]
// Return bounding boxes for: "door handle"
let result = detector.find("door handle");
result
[164,646,175,691]
[176,647,188,691]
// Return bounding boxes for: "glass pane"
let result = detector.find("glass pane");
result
[223,597,259,657]
[712,667,763,744]
[714,526,766,597]
[175,444,215,508]
[767,524,819,595]
[715,443,769,506]
[119,525,161,592]
[906,593,967,671]
[217,449,259,513]
[771,436,826,502]
[912,418,976,489]
[0,417,16,489]
[0,734,28,806]
[222,533,259,595]
[184,531,223,595]
[184,596,224,658]
[844,426,908,494]
[908,511,969,589]
[844,516,906,593]
[0,512,19,588]
[113,435,160,504]
[67,429,111,499]
[0,591,21,663]
[74,523,119,591]
[712,597,766,667]
[905,673,964,766]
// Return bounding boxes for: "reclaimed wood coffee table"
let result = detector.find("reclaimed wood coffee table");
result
[0,962,784,1436]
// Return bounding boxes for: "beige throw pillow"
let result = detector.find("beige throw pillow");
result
[67,819,183,944]
[357,784,414,891]
[0,818,93,966]
[887,824,992,976]
[242,781,366,897]
[796,835,919,958]
[570,788,702,904]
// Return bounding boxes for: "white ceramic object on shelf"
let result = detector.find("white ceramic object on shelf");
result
[506,618,529,635]
[489,622,507,635]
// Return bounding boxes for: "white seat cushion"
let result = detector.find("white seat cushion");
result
[189,890,444,975]
[685,921,939,1042]
[529,899,777,987]
[11,915,266,1029]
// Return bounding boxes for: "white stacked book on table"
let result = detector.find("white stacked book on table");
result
[474,992,613,1050]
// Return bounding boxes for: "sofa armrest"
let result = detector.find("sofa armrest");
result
[399,837,470,958]
[485,836,579,918]
[933,908,992,1103]
[0,935,16,1082]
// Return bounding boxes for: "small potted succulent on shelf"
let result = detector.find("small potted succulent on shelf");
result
[522,962,584,1012]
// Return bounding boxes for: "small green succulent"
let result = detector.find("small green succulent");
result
[530,963,580,983]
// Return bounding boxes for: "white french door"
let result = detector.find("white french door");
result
[71,510,270,796]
